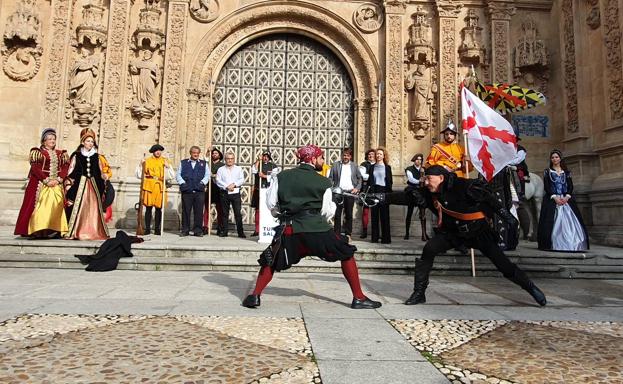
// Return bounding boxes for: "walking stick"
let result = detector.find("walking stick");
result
[136,153,146,236]
[462,132,476,277]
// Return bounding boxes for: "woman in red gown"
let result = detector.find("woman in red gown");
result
[14,128,70,238]
[64,128,112,240]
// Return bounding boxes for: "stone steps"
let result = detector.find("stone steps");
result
[0,235,622,278]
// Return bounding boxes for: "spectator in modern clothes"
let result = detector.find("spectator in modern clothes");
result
[328,148,362,236]
[369,147,392,244]
[176,146,209,237]
[203,147,225,234]
[216,152,246,238]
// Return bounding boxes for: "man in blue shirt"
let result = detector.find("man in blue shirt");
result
[176,146,210,237]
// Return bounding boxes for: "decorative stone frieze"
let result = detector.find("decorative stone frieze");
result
[585,0,600,29]
[99,0,132,165]
[436,1,462,134]
[487,1,515,83]
[603,0,623,123]
[561,0,578,133]
[353,2,384,33]
[42,0,74,131]
[2,0,43,82]
[513,17,549,93]
[160,0,190,155]
[76,1,107,48]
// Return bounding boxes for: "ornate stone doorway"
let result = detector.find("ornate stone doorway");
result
[211,33,355,223]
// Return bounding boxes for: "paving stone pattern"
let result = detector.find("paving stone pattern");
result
[0,314,319,384]
[391,319,623,384]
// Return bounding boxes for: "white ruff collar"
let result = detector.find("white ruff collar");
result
[81,147,97,157]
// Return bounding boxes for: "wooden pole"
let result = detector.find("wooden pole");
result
[463,130,476,277]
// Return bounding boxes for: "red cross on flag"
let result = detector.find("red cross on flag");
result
[461,86,517,181]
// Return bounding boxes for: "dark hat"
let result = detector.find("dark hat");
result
[262,150,272,160]
[411,153,424,162]
[40,127,56,143]
[149,144,164,153]
[425,165,449,176]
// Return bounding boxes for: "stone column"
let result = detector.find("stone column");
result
[383,1,406,169]
[42,0,74,138]
[486,1,515,83]
[160,0,190,163]
[435,0,462,133]
[99,0,132,168]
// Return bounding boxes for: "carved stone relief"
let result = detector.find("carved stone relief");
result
[561,0,579,132]
[436,1,461,133]
[353,2,383,33]
[513,17,549,93]
[585,0,600,29]
[1,0,43,82]
[405,6,437,140]
[160,1,189,152]
[76,1,107,48]
[459,9,486,66]
[129,0,165,130]
[604,0,623,122]
[487,1,515,83]
[190,0,219,23]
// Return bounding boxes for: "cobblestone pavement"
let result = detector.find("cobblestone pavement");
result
[391,319,623,384]
[0,314,319,383]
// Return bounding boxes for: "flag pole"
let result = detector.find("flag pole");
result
[461,85,477,278]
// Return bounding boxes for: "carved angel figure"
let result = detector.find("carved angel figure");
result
[355,5,381,31]
[69,47,99,104]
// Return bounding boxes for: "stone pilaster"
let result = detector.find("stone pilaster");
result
[436,0,462,133]
[486,1,515,83]
[99,0,132,168]
[559,0,579,135]
[383,1,406,169]
[160,0,190,162]
[42,0,74,138]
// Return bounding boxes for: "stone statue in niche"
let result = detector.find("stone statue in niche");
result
[69,47,100,104]
[405,63,436,140]
[1,0,43,81]
[190,0,220,23]
[130,49,161,129]
[353,3,383,33]
[405,6,435,66]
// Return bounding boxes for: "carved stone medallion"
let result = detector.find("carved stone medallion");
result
[190,0,219,23]
[1,0,43,81]
[353,3,383,33]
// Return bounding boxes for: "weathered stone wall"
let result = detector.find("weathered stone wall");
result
[0,0,621,245]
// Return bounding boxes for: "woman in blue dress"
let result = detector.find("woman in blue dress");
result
[537,149,589,251]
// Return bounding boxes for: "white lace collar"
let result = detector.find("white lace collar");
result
[81,147,97,157]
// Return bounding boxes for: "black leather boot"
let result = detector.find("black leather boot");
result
[144,207,152,235]
[508,269,547,306]
[420,219,430,241]
[154,208,162,235]
[242,294,261,308]
[405,260,429,305]
[360,229,367,239]
[404,221,410,240]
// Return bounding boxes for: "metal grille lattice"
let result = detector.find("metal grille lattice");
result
[212,34,354,223]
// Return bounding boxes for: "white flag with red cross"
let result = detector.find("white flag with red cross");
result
[461,86,518,181]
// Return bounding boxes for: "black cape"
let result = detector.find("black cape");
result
[76,230,143,271]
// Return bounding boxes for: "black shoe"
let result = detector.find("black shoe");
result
[455,245,469,255]
[351,297,382,309]
[194,232,204,237]
[219,233,228,237]
[180,232,190,237]
[370,238,379,243]
[154,230,161,236]
[381,240,391,244]
[242,294,260,308]
[359,231,367,239]
[405,290,426,305]
[251,231,259,237]
[238,233,247,238]
[403,234,410,240]
[527,285,547,306]
[144,230,151,236]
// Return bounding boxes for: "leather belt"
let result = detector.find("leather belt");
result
[433,199,486,221]
[145,175,163,181]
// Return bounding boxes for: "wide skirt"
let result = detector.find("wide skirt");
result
[15,179,68,237]
[66,176,109,240]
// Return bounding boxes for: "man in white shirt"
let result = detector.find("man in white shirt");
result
[216,152,246,238]
[328,148,362,236]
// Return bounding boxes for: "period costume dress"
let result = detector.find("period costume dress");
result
[250,153,277,235]
[64,132,112,240]
[14,134,70,237]
[405,166,546,307]
[242,144,381,310]
[135,144,175,235]
[538,168,589,251]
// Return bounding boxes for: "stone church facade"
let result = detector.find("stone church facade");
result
[0,0,621,245]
